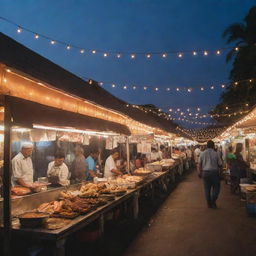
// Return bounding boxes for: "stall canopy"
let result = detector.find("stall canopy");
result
[0,32,179,135]
[2,95,130,135]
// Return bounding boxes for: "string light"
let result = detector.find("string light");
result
[2,15,240,61]
[50,40,56,45]
[80,49,85,54]
[66,45,71,50]
[131,54,136,59]
[34,34,39,39]
[103,53,108,57]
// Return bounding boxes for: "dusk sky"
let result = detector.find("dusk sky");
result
[1,0,255,128]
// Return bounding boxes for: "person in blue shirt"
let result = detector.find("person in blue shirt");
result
[85,149,99,181]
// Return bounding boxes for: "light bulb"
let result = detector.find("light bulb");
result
[34,34,39,39]
[235,47,239,51]
[178,53,183,58]
[201,87,204,91]
[80,49,85,54]
[50,40,55,45]
[112,84,116,88]
[17,27,22,33]
[66,45,71,50]
[162,53,167,58]
[204,51,208,56]
[123,86,127,89]
[155,88,159,91]
[99,82,103,86]
[234,82,238,85]
[216,50,221,55]
[103,53,108,57]
[117,54,121,58]
[210,86,214,89]
[146,54,151,58]
[143,86,147,90]
[166,88,170,91]
[92,50,96,54]
[176,88,180,91]
[133,86,136,90]
[221,84,225,88]
[169,109,172,112]
[193,51,197,56]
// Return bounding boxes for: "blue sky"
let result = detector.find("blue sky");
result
[0,0,255,127]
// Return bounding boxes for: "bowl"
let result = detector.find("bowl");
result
[18,212,49,228]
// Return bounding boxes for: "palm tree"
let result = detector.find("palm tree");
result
[211,6,256,125]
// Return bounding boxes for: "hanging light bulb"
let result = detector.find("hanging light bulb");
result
[169,109,173,112]
[50,40,56,45]
[225,106,229,110]
[176,88,180,91]
[162,53,167,58]
[166,88,170,91]
[17,27,22,33]
[143,86,147,90]
[80,49,85,54]
[197,108,201,111]
[234,82,238,85]
[216,50,221,55]
[146,54,151,59]
[103,53,108,57]
[200,87,204,91]
[221,84,225,88]
[131,54,136,59]
[133,86,136,90]
[203,51,208,56]
[112,84,116,88]
[117,54,121,58]
[99,82,103,86]
[178,53,183,58]
[34,34,39,39]
[66,45,71,50]
[88,80,93,85]
[249,79,252,83]
[235,47,239,51]
[193,51,197,56]
[92,50,96,54]
[155,87,159,91]
[210,86,214,90]
[123,86,127,89]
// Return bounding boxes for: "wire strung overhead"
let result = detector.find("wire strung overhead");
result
[86,77,256,94]
[0,16,239,61]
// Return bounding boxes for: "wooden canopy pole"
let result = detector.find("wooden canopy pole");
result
[3,95,12,256]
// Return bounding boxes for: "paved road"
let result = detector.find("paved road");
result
[124,170,256,256]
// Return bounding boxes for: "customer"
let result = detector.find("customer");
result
[230,143,249,194]
[194,145,201,170]
[198,140,222,208]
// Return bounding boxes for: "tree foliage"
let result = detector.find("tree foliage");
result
[212,6,256,125]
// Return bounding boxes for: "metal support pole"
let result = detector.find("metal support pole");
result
[3,95,12,256]
[126,137,130,174]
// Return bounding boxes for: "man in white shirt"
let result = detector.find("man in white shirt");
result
[12,142,34,188]
[104,150,123,179]
[194,146,201,165]
[47,152,70,186]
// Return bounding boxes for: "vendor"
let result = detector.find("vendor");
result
[71,146,87,182]
[104,149,123,179]
[12,142,34,188]
[47,152,70,186]
[148,147,162,162]
[85,149,100,181]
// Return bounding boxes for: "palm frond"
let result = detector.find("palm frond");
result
[222,23,246,44]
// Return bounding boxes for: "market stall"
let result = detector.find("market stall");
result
[0,33,191,255]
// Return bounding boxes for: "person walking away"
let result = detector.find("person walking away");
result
[230,143,249,194]
[198,140,223,208]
